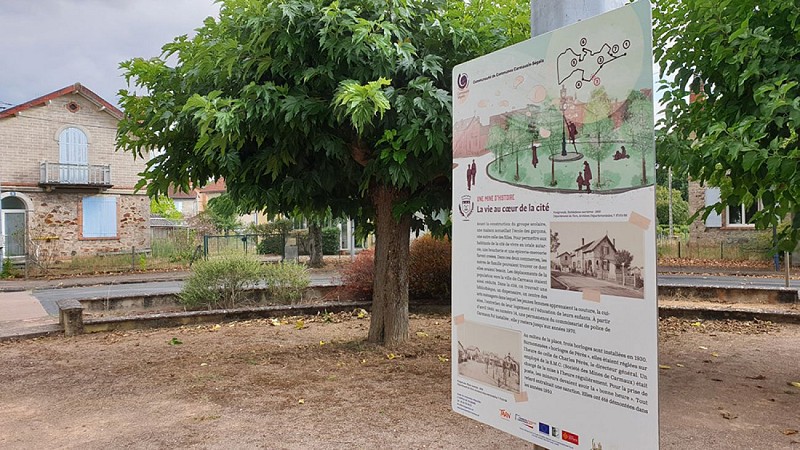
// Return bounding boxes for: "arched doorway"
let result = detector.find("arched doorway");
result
[1,195,27,258]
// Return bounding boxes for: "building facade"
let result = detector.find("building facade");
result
[0,83,150,262]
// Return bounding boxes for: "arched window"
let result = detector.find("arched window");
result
[59,127,88,183]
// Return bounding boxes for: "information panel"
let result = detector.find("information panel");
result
[451,2,658,448]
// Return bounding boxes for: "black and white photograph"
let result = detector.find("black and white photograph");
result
[457,321,522,394]
[550,220,645,299]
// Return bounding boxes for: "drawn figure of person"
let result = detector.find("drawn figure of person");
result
[470,160,477,187]
[614,145,630,160]
[583,161,593,193]
[466,164,473,190]
[576,172,585,191]
[567,121,578,152]
[531,142,539,168]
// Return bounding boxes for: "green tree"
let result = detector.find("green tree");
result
[619,90,654,185]
[150,197,183,221]
[117,0,528,346]
[655,184,689,227]
[506,113,535,181]
[582,88,615,188]
[486,124,511,174]
[207,194,240,234]
[654,0,800,250]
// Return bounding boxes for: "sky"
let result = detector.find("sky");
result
[0,0,221,109]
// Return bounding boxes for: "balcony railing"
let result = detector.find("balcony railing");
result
[39,162,112,188]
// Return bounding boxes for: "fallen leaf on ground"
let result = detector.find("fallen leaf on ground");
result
[438,355,449,363]
[659,365,671,370]
[788,381,800,389]
[711,352,719,357]
[691,322,703,327]
[745,375,767,380]
[782,429,798,436]
[295,319,305,330]
[676,363,684,367]
[416,331,429,337]
[720,411,738,420]
[168,338,182,345]
[319,340,325,346]
[298,398,304,405]
[698,346,708,350]
[387,353,397,360]
[355,308,368,319]
[269,318,281,326]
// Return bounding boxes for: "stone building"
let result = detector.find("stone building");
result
[687,181,768,243]
[0,83,150,262]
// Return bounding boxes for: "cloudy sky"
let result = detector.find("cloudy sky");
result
[0,0,220,109]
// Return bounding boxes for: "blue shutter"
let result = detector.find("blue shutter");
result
[83,196,117,238]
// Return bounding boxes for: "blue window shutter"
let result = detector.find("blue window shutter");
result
[83,196,117,238]
[704,187,722,228]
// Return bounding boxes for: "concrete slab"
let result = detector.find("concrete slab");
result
[0,291,51,322]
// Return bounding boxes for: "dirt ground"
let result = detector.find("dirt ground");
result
[1,313,798,449]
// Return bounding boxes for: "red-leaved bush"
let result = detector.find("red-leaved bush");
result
[409,235,451,301]
[340,235,452,303]
[340,248,375,301]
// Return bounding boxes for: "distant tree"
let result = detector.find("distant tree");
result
[207,194,239,234]
[655,185,689,227]
[150,197,183,221]
[654,0,800,250]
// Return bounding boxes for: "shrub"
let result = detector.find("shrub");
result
[409,235,451,301]
[340,248,375,300]
[179,255,263,309]
[322,227,341,255]
[257,233,285,255]
[263,262,310,304]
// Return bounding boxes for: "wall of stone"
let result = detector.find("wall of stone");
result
[26,192,150,260]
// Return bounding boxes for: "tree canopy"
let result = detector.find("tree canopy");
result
[117,0,529,345]
[654,0,800,250]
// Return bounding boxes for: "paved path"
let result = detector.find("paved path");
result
[1,266,797,335]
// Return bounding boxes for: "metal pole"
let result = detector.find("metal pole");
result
[668,167,674,238]
[785,251,790,288]
[349,219,356,262]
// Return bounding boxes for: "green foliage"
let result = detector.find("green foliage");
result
[151,231,197,263]
[150,197,183,221]
[262,262,310,304]
[409,235,451,301]
[654,0,800,251]
[253,219,292,255]
[655,185,690,227]
[257,234,285,255]
[1,258,16,279]
[178,255,263,309]
[207,194,240,233]
[321,226,340,255]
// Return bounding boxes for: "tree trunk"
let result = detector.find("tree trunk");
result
[368,185,411,347]
[308,221,324,268]
[641,155,647,185]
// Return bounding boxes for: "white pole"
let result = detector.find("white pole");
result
[531,0,627,36]
[349,219,356,262]
[0,177,4,263]
[668,167,674,238]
